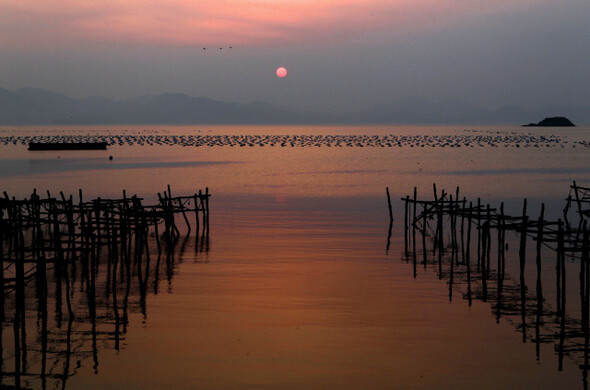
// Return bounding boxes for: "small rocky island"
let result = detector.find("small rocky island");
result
[523,116,575,127]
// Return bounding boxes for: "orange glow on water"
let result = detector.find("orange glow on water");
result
[2,125,590,389]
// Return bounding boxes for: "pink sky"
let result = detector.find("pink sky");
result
[1,0,529,49]
[3,0,584,113]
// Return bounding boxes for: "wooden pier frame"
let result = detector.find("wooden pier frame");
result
[395,182,590,383]
[0,186,210,388]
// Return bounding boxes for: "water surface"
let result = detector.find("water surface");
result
[1,124,589,389]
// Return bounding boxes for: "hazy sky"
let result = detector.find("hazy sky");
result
[1,0,589,113]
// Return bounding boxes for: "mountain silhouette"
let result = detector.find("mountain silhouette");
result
[0,87,587,125]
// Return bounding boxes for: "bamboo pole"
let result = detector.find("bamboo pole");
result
[386,187,393,223]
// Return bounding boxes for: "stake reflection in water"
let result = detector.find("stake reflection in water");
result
[0,188,210,389]
[397,183,590,389]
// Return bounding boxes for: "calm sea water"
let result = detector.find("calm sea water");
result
[1,124,590,389]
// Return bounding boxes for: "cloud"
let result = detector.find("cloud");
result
[0,0,532,49]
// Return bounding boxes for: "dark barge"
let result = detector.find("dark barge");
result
[28,142,108,150]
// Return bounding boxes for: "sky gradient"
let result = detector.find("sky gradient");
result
[2,0,589,113]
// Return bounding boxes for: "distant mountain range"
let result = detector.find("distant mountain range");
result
[0,87,588,125]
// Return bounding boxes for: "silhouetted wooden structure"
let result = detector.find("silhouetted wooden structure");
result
[397,181,590,389]
[0,186,209,389]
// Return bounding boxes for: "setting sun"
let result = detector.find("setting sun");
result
[276,67,287,78]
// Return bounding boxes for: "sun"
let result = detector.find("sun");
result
[276,67,287,78]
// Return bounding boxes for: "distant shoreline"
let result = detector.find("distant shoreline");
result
[1,87,589,126]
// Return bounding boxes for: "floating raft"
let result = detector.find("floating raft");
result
[28,141,108,150]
